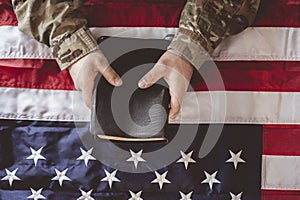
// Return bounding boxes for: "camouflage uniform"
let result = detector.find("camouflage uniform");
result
[12,0,261,70]
[168,0,261,68]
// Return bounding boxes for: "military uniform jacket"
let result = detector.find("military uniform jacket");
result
[12,0,261,70]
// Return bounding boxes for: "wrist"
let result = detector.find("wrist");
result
[168,30,210,70]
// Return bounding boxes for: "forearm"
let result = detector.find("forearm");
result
[12,0,99,70]
[168,0,261,69]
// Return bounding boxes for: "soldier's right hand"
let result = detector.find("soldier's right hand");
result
[68,50,123,109]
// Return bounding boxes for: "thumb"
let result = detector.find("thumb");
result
[138,65,164,89]
[101,65,123,87]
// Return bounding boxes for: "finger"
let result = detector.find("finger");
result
[165,70,189,119]
[138,64,164,89]
[101,65,123,87]
[168,90,181,119]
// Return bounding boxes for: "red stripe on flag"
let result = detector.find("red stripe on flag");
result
[263,125,300,156]
[84,1,184,27]
[1,59,300,91]
[1,0,299,27]
[0,62,74,90]
[0,59,45,69]
[192,61,300,92]
[262,190,300,200]
[0,0,17,26]
[255,0,300,27]
[84,1,185,28]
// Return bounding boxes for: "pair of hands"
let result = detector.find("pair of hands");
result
[68,50,193,119]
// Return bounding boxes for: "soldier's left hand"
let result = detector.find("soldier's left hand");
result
[138,50,194,120]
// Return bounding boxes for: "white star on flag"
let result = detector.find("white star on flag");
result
[151,171,171,190]
[77,189,94,200]
[51,168,71,186]
[77,147,96,166]
[27,188,46,200]
[101,169,120,189]
[201,171,221,190]
[177,150,196,169]
[179,191,193,200]
[1,168,21,187]
[128,190,143,200]
[226,150,246,170]
[126,149,146,169]
[26,147,46,166]
[230,192,243,200]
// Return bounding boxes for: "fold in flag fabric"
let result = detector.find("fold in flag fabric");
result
[0,0,299,199]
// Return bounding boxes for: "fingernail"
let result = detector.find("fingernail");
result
[169,112,179,120]
[114,78,123,86]
[169,115,176,120]
[138,79,147,88]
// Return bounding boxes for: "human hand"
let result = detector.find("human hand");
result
[68,50,123,108]
[138,50,194,119]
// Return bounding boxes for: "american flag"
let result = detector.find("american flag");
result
[0,0,299,199]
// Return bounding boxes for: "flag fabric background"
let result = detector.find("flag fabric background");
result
[0,0,299,199]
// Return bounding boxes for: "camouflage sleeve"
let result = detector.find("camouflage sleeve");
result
[168,0,261,69]
[12,0,99,70]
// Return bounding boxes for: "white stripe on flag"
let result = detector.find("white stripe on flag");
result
[0,87,86,121]
[0,26,299,61]
[179,91,300,124]
[262,155,300,191]
[0,87,299,124]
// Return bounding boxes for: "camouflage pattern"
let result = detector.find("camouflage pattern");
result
[12,0,99,70]
[12,0,260,70]
[169,0,261,69]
